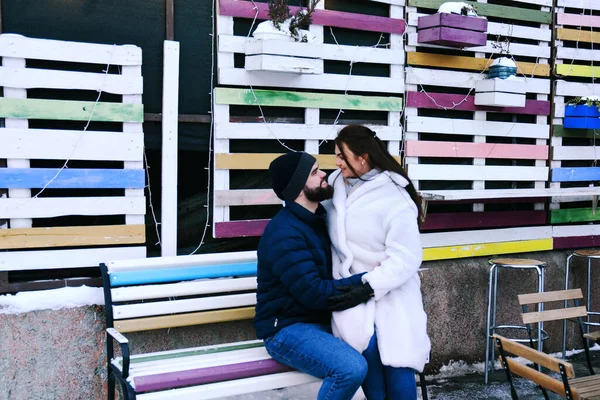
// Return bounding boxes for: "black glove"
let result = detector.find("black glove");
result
[327,282,374,312]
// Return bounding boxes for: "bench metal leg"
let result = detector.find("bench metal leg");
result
[485,264,497,384]
[108,369,116,400]
[418,371,428,400]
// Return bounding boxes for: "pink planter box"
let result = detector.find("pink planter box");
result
[417,13,488,48]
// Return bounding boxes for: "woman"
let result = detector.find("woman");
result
[323,125,431,400]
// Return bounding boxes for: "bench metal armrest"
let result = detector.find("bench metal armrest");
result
[107,328,131,379]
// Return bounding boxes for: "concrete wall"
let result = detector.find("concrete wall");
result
[2,250,599,399]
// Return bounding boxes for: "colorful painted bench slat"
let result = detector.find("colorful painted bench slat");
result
[0,168,145,189]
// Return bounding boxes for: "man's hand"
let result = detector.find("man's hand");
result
[327,283,374,311]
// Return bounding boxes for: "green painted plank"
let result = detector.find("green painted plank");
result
[125,341,264,365]
[553,125,600,139]
[214,88,403,112]
[551,208,600,224]
[0,98,143,123]
[407,0,552,24]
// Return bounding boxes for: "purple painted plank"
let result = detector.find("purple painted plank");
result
[430,197,547,205]
[134,358,293,393]
[215,220,269,238]
[406,91,551,116]
[418,13,488,32]
[421,210,546,231]
[554,235,600,250]
[418,27,487,47]
[219,0,406,35]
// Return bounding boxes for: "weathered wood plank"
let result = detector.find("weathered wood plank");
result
[556,64,600,79]
[215,220,270,238]
[554,236,600,250]
[553,125,600,139]
[556,28,600,44]
[0,224,145,249]
[421,210,547,231]
[0,168,145,189]
[405,141,548,159]
[0,98,144,122]
[216,153,339,170]
[0,197,146,219]
[552,167,600,182]
[557,13,600,29]
[422,239,553,261]
[407,164,548,181]
[551,208,600,224]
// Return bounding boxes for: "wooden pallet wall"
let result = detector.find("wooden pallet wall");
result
[0,35,146,271]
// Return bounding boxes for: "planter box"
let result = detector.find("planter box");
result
[244,39,323,75]
[564,105,600,129]
[474,78,526,107]
[417,13,488,48]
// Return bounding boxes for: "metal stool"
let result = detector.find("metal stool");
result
[562,249,600,359]
[485,258,547,384]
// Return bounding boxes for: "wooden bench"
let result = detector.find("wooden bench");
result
[494,334,600,400]
[101,251,428,399]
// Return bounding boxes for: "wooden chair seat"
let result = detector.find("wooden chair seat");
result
[490,258,545,267]
[583,331,600,343]
[574,249,600,258]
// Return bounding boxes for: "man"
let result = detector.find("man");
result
[254,152,373,400]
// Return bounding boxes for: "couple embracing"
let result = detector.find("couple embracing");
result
[254,125,431,400]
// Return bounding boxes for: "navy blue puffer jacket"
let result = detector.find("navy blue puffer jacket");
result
[254,201,364,339]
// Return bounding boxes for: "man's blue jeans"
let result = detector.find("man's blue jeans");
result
[264,323,367,400]
[362,333,417,400]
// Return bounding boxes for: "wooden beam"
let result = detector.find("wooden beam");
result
[166,0,175,40]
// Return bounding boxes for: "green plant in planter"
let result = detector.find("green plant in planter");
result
[267,0,320,42]
[567,96,600,111]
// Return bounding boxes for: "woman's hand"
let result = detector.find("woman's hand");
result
[326,283,374,311]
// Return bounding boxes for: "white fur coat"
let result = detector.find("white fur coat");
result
[324,169,431,371]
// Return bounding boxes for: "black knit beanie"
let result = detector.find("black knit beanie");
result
[269,152,317,201]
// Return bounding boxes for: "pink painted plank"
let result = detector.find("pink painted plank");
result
[219,0,406,34]
[406,91,551,115]
[418,27,487,47]
[215,219,269,238]
[554,235,600,250]
[134,358,292,392]
[418,13,487,32]
[421,210,546,231]
[405,141,548,160]
[557,13,600,29]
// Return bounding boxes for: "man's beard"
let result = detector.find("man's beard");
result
[303,181,334,202]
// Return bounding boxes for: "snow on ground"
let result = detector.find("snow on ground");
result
[0,285,104,314]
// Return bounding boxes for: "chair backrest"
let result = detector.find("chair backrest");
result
[493,334,577,398]
[100,251,258,333]
[518,289,587,325]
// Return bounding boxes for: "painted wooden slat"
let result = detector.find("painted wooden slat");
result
[405,141,548,159]
[0,168,145,189]
[406,116,550,139]
[552,146,600,161]
[421,210,547,231]
[556,64,600,79]
[553,224,600,238]
[136,371,318,400]
[406,52,549,76]
[421,226,552,248]
[0,34,142,66]
[0,246,146,271]
[552,168,600,182]
[553,125,600,139]
[555,81,600,98]
[112,277,257,302]
[110,262,257,287]
[422,239,553,261]
[424,187,600,201]
[556,28,600,44]
[214,88,402,111]
[558,0,600,11]
[556,47,600,63]
[114,307,255,333]
[215,123,401,140]
[554,236,600,250]
[0,98,144,122]
[0,197,145,219]
[215,220,269,238]
[218,0,406,34]
[557,13,600,29]
[551,208,600,224]
[407,164,548,181]
[407,0,552,23]
[106,250,257,272]
[0,224,145,250]
[406,92,551,116]
[0,128,143,161]
[216,153,340,170]
[114,293,256,320]
[215,190,279,207]
[0,67,143,95]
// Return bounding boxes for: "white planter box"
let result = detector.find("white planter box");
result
[244,39,323,75]
[474,78,526,107]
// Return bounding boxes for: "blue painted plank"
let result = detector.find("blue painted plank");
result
[110,262,258,287]
[564,117,600,129]
[0,168,145,189]
[565,105,600,118]
[552,167,600,182]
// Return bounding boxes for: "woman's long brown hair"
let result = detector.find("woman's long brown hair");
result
[334,124,424,224]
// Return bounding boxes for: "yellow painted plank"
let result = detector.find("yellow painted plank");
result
[407,52,550,77]
[557,28,600,44]
[556,63,600,78]
[216,153,401,170]
[114,307,256,333]
[0,224,145,250]
[423,239,553,261]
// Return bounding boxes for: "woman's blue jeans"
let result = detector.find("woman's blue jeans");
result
[264,323,367,400]
[361,333,417,400]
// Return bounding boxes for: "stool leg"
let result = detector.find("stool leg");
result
[563,254,574,359]
[536,266,545,355]
[491,267,499,373]
[485,264,497,384]
[587,257,592,335]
